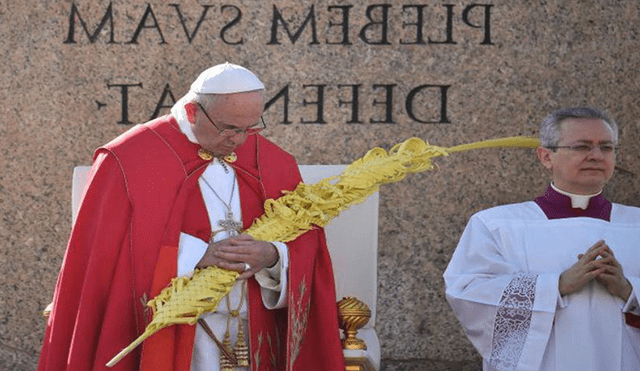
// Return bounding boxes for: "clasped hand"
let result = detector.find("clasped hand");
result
[559,240,632,301]
[196,233,279,280]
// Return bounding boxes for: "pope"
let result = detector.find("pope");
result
[38,63,345,371]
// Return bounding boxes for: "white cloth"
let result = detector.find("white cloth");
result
[171,93,199,143]
[550,182,600,210]
[172,111,288,370]
[444,201,640,371]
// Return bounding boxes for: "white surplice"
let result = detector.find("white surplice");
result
[444,201,640,371]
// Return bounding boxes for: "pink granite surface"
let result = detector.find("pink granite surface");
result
[1,1,639,369]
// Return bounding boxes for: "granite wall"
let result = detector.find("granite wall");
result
[2,1,640,370]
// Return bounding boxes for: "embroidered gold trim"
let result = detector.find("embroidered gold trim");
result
[289,277,310,371]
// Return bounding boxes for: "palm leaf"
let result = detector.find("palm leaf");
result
[107,136,539,367]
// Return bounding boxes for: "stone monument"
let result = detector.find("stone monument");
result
[1,1,639,370]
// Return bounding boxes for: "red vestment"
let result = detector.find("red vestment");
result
[38,116,345,371]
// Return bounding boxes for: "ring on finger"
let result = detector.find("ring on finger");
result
[243,263,251,272]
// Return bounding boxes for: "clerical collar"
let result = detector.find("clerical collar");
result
[534,184,611,221]
[550,183,601,210]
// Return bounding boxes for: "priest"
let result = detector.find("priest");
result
[38,63,345,371]
[444,107,640,371]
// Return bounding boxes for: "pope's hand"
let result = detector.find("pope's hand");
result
[196,233,279,280]
[559,240,608,296]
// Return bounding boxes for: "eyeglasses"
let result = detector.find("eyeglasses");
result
[546,143,618,154]
[197,102,266,137]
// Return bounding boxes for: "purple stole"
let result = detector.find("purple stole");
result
[534,185,612,221]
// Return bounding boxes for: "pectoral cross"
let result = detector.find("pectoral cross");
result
[211,210,243,239]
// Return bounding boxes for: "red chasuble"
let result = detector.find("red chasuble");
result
[38,115,345,371]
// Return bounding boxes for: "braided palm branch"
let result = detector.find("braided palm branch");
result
[107,136,540,367]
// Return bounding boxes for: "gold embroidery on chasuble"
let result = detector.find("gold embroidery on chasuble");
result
[288,276,311,371]
[139,293,152,321]
[254,332,263,370]
[254,328,279,371]
[266,329,279,370]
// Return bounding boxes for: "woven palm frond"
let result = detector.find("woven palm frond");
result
[107,267,238,367]
[107,136,540,367]
[246,136,539,241]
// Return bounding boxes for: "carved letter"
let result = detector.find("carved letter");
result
[428,4,456,44]
[170,4,212,44]
[264,85,292,124]
[462,4,494,45]
[359,4,392,45]
[301,85,326,124]
[338,84,362,123]
[220,5,244,45]
[128,4,167,44]
[371,84,396,123]
[64,2,115,44]
[327,5,353,45]
[107,83,143,125]
[401,5,427,45]
[405,85,451,124]
[150,84,177,120]
[268,5,319,45]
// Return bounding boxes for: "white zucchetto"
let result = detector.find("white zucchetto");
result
[190,62,265,94]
